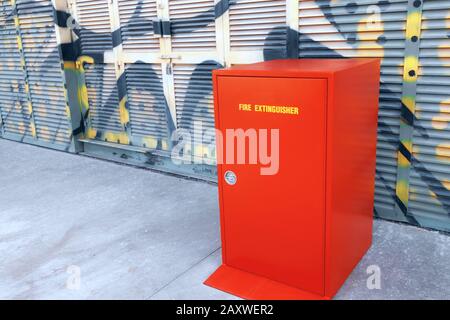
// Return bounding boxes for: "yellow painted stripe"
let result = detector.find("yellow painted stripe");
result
[402,140,413,155]
[119,96,130,126]
[86,128,97,139]
[403,56,419,82]
[396,180,410,205]
[142,137,158,149]
[398,150,411,168]
[104,131,130,145]
[76,55,95,71]
[64,61,77,70]
[402,96,416,114]
[29,122,36,138]
[405,11,422,39]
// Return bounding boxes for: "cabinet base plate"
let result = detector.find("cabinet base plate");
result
[205,265,330,300]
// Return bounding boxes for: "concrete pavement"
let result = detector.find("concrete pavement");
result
[0,138,449,300]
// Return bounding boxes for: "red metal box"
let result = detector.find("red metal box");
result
[205,59,381,300]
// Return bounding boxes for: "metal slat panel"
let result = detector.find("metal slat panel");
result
[230,0,286,51]
[0,0,31,137]
[125,63,168,140]
[409,1,450,229]
[169,0,216,51]
[173,63,218,158]
[299,0,409,215]
[75,0,113,53]
[84,63,122,133]
[17,0,71,145]
[118,0,159,51]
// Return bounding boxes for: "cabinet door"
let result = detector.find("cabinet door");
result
[217,76,327,295]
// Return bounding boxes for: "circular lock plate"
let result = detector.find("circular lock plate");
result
[224,171,237,186]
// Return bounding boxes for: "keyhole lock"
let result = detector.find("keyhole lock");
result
[224,171,237,186]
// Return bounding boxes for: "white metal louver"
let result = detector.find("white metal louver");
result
[228,0,287,62]
[118,0,159,51]
[17,0,71,146]
[74,0,113,53]
[169,0,217,51]
[125,63,169,143]
[72,0,174,149]
[299,0,410,217]
[173,63,217,159]
[0,0,31,138]
[409,1,450,230]
[84,63,122,133]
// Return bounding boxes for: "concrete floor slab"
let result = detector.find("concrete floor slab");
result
[149,221,450,300]
[0,139,221,299]
[0,139,449,300]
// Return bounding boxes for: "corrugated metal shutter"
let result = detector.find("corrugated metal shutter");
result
[17,0,71,146]
[75,0,112,53]
[125,63,169,144]
[229,0,287,51]
[84,63,122,133]
[0,0,31,138]
[1,0,448,229]
[299,0,409,217]
[169,0,216,51]
[409,1,450,230]
[74,0,174,148]
[118,0,159,51]
[173,63,217,159]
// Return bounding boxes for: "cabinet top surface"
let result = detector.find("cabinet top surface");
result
[214,58,380,77]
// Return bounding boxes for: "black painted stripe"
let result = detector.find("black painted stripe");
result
[83,109,90,121]
[401,102,415,126]
[395,195,408,215]
[161,21,171,36]
[399,142,412,162]
[214,0,230,19]
[287,27,299,59]
[396,196,420,226]
[72,120,85,136]
[54,10,70,28]
[112,28,122,48]
[117,72,127,102]
[152,20,172,36]
[60,41,80,62]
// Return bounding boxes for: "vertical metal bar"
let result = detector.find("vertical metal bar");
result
[159,0,178,133]
[10,0,37,139]
[394,0,424,223]
[286,0,299,58]
[221,0,231,67]
[65,0,94,142]
[214,0,226,66]
[109,0,131,145]
[51,0,79,152]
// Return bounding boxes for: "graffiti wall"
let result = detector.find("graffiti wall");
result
[0,0,448,232]
[0,0,74,150]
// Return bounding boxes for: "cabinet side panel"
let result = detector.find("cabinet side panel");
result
[326,61,381,297]
[213,73,228,263]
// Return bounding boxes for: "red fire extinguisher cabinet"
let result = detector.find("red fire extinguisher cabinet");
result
[205,59,381,300]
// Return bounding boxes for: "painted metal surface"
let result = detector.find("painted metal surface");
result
[0,0,32,138]
[298,0,411,226]
[0,0,448,232]
[205,59,379,300]
[0,0,74,150]
[408,0,450,231]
